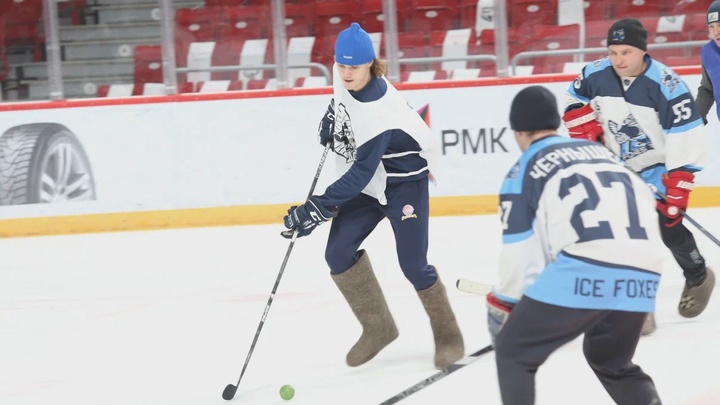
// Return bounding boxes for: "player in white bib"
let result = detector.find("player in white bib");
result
[282,23,464,369]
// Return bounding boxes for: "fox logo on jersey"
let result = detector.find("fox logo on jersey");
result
[608,113,654,160]
[333,102,357,163]
[660,68,681,93]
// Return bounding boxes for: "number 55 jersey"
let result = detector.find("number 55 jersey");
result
[565,56,706,194]
[495,136,665,313]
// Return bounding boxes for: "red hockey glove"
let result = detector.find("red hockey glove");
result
[486,293,514,345]
[562,104,604,143]
[657,171,694,228]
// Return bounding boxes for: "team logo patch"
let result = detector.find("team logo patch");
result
[507,162,520,179]
[660,68,681,92]
[709,11,719,23]
[333,102,357,163]
[480,7,493,23]
[611,28,625,43]
[401,204,417,221]
[608,113,654,160]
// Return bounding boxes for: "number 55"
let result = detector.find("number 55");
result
[672,99,691,124]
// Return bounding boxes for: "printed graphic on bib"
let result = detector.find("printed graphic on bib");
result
[333,102,357,163]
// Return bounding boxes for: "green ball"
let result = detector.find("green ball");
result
[279,384,295,400]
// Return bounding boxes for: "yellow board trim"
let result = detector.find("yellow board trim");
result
[2,187,720,238]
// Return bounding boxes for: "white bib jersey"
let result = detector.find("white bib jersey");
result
[495,136,665,312]
[329,63,436,205]
[565,56,706,194]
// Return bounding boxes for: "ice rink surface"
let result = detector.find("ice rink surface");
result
[2,209,719,405]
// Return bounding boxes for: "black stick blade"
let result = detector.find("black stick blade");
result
[222,384,238,401]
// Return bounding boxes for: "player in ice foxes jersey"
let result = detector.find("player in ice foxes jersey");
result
[282,23,463,370]
[563,18,715,332]
[487,85,664,405]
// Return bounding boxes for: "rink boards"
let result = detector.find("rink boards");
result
[1,67,718,237]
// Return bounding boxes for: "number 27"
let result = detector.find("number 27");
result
[559,171,647,242]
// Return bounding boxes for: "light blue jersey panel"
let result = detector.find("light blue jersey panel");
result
[524,252,660,312]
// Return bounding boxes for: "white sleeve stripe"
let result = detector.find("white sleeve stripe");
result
[383,151,421,158]
[564,111,598,128]
[386,167,429,177]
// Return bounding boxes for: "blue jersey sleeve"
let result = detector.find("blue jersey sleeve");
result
[317,131,392,208]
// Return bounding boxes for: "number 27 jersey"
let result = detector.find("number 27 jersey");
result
[495,136,665,313]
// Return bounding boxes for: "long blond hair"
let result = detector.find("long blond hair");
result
[371,59,387,77]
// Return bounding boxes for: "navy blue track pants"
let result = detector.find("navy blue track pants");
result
[324,178,437,291]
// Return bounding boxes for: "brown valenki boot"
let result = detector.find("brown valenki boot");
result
[417,277,465,369]
[331,250,399,367]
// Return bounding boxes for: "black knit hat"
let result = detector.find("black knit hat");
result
[509,86,560,132]
[607,18,648,51]
[708,0,720,25]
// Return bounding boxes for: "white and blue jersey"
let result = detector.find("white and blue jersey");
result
[565,55,706,194]
[317,64,436,209]
[495,136,665,312]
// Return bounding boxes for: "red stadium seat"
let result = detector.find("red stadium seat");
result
[508,0,557,28]
[204,0,245,6]
[210,39,246,80]
[0,0,43,46]
[583,19,612,60]
[427,29,474,72]
[640,15,692,60]
[228,80,245,91]
[405,0,460,32]
[314,1,361,38]
[400,69,447,82]
[613,0,664,19]
[246,78,278,90]
[476,28,529,62]
[175,7,219,43]
[361,0,394,34]
[134,45,163,84]
[284,3,316,38]
[458,0,478,29]
[218,5,269,42]
[665,55,701,67]
[687,12,710,41]
[583,0,612,21]
[526,24,580,70]
[396,32,430,72]
[667,0,708,16]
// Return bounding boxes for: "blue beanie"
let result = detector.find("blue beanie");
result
[335,23,375,66]
[708,0,720,24]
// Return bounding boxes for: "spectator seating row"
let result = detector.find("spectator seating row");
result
[0,0,86,45]
[190,0,715,38]
[132,16,706,95]
[177,0,481,47]
[172,13,709,82]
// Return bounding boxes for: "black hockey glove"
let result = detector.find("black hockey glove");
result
[317,100,335,147]
[282,196,335,239]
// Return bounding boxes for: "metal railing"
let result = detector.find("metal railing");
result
[398,54,497,69]
[511,40,707,75]
[175,62,333,85]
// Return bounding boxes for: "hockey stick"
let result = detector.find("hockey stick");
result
[651,186,720,248]
[222,144,331,401]
[455,278,493,295]
[378,345,495,405]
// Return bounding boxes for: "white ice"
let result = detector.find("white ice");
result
[2,209,719,405]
